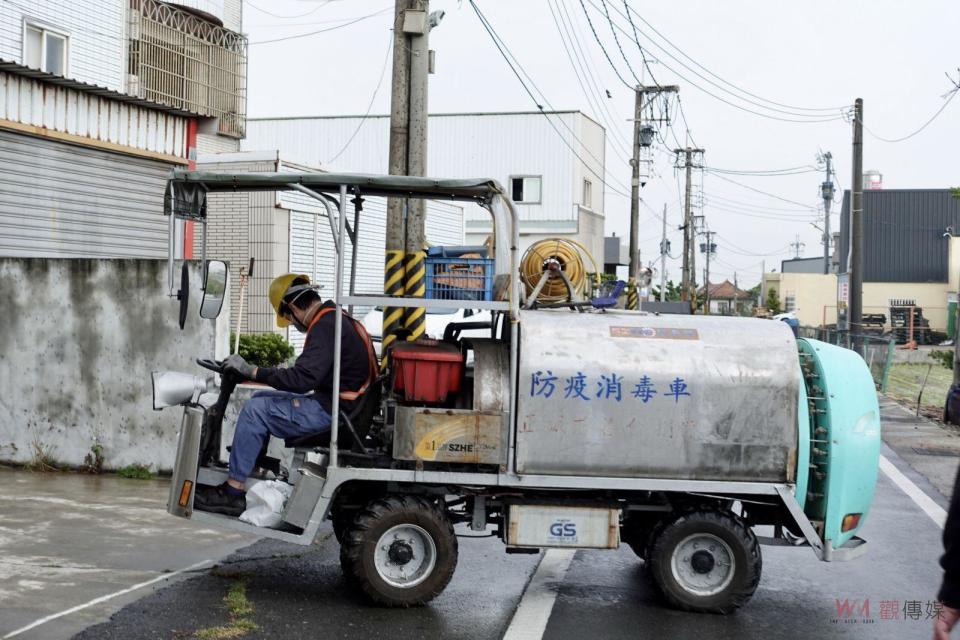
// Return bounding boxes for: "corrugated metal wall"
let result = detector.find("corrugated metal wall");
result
[287,197,464,351]
[0,129,172,257]
[0,70,189,158]
[839,189,960,282]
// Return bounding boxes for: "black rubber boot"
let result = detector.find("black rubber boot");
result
[194,483,246,517]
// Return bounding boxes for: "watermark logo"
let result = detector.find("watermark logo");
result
[831,598,945,624]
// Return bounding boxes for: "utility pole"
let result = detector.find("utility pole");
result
[850,98,864,337]
[659,202,668,302]
[675,147,703,304]
[383,1,441,357]
[383,0,415,364]
[820,152,835,274]
[701,230,715,314]
[403,0,435,341]
[760,259,766,307]
[629,84,678,309]
[790,233,806,259]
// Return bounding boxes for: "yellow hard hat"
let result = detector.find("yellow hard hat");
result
[269,273,311,327]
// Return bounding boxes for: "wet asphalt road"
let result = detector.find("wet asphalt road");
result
[72,441,947,640]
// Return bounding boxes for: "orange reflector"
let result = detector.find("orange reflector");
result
[179,479,194,507]
[841,513,862,532]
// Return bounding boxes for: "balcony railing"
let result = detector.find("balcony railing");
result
[127,0,247,137]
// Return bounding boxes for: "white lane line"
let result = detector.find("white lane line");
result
[1,558,213,639]
[503,549,576,640]
[879,454,947,529]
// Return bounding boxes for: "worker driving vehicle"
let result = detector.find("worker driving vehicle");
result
[193,273,376,517]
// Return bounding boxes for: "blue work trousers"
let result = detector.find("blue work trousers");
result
[228,390,331,482]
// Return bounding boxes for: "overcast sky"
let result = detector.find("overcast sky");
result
[243,0,959,288]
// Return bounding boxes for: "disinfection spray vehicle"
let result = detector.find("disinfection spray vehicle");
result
[153,171,880,613]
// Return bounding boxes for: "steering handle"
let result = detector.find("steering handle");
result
[196,358,224,373]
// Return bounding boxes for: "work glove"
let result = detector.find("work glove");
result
[222,354,257,380]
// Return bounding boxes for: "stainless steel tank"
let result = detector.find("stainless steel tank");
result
[516,310,800,482]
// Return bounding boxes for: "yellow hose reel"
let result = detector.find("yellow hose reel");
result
[519,238,601,305]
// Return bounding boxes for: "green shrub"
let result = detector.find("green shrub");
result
[117,464,153,480]
[930,349,954,370]
[231,332,295,368]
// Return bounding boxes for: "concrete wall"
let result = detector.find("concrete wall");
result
[0,258,224,471]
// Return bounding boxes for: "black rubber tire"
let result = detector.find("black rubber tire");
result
[339,495,458,607]
[647,510,761,614]
[331,509,354,545]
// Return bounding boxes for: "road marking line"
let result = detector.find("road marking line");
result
[503,549,576,640]
[879,454,947,529]
[1,558,213,639]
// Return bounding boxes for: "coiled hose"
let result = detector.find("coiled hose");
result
[519,237,601,303]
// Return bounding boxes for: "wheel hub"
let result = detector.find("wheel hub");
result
[388,540,414,565]
[690,550,715,574]
[373,524,438,589]
[669,533,736,597]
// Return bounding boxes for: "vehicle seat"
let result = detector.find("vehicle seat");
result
[283,378,382,452]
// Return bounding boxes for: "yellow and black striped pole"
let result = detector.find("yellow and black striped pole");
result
[381,249,405,370]
[403,249,427,341]
[627,278,639,310]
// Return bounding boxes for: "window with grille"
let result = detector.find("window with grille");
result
[127,0,247,137]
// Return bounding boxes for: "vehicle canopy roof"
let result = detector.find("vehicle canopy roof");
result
[164,170,507,220]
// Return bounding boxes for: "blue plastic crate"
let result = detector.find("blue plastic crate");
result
[425,256,495,301]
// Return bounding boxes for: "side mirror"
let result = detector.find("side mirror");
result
[178,263,189,330]
[200,260,228,319]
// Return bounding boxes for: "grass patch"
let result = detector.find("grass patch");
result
[886,361,952,418]
[193,576,258,640]
[116,463,153,480]
[23,438,58,472]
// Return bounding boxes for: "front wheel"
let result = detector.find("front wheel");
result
[339,495,458,607]
[647,510,761,614]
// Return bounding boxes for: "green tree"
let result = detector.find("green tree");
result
[765,286,783,315]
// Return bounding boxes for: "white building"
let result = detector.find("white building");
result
[244,111,607,261]
[0,0,246,258]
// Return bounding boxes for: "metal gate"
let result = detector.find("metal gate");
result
[0,130,174,258]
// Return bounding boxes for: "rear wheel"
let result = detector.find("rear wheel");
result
[339,495,458,607]
[647,510,761,614]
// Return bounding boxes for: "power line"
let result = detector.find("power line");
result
[246,0,333,19]
[576,0,633,88]
[599,0,642,85]
[325,35,392,166]
[586,0,846,123]
[860,86,959,143]
[248,7,392,45]
[708,172,818,210]
[468,0,631,197]
[705,165,818,176]
[556,0,635,155]
[621,1,849,114]
[547,0,633,161]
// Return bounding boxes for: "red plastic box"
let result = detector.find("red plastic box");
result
[392,340,464,404]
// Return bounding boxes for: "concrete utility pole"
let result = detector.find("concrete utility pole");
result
[403,0,435,341]
[701,230,715,314]
[629,85,678,310]
[383,0,440,356]
[850,98,864,335]
[820,152,835,274]
[675,147,703,303]
[659,202,668,302]
[383,0,415,363]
